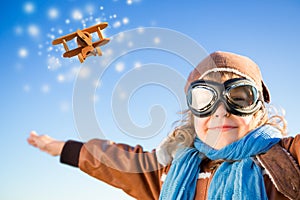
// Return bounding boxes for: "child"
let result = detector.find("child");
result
[28,51,300,200]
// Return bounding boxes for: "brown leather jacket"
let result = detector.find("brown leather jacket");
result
[60,135,300,200]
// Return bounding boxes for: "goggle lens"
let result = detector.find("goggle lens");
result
[190,86,216,110]
[226,85,258,108]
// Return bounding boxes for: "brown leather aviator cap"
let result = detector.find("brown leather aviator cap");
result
[184,51,271,103]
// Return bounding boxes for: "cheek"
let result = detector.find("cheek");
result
[240,115,253,126]
[237,115,256,136]
[193,117,209,140]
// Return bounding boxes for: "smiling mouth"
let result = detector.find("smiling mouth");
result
[209,126,237,131]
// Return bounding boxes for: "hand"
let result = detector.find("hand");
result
[27,131,65,156]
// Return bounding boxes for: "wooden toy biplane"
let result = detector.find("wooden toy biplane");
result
[52,22,110,63]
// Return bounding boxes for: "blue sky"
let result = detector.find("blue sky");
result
[1,0,300,199]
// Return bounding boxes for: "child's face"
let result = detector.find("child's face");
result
[194,104,256,149]
[191,73,260,149]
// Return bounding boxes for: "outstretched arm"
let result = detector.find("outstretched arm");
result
[27,131,65,156]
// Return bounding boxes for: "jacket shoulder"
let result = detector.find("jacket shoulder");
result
[280,134,300,165]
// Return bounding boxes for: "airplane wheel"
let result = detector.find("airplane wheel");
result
[78,54,84,63]
[96,47,102,56]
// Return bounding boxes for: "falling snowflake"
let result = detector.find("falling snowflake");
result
[72,9,83,20]
[85,4,95,14]
[48,8,59,19]
[41,84,50,94]
[14,26,23,35]
[23,2,35,14]
[134,61,142,69]
[93,80,102,88]
[123,17,129,25]
[60,101,70,112]
[57,74,65,83]
[119,91,127,100]
[78,67,91,79]
[137,27,145,33]
[115,62,125,72]
[154,37,161,44]
[113,21,121,28]
[27,24,40,37]
[23,84,31,92]
[18,48,28,58]
[92,94,99,103]
[47,56,62,70]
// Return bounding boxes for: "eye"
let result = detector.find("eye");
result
[227,85,256,107]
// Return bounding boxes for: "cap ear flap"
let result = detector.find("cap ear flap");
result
[262,81,270,103]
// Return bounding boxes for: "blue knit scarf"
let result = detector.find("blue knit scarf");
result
[159,125,282,200]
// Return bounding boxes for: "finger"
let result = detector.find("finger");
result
[30,131,38,137]
[27,131,43,147]
[27,137,38,147]
[27,131,37,143]
[27,138,36,145]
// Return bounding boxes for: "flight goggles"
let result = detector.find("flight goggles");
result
[186,78,263,117]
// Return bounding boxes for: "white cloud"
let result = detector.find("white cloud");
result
[48,8,59,19]
[65,19,70,24]
[99,6,104,10]
[18,48,28,58]
[72,10,83,20]
[115,62,125,72]
[28,24,40,37]
[23,2,35,14]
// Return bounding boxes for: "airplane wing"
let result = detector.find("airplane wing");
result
[63,46,83,58]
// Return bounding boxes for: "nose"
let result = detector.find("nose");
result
[214,103,230,118]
